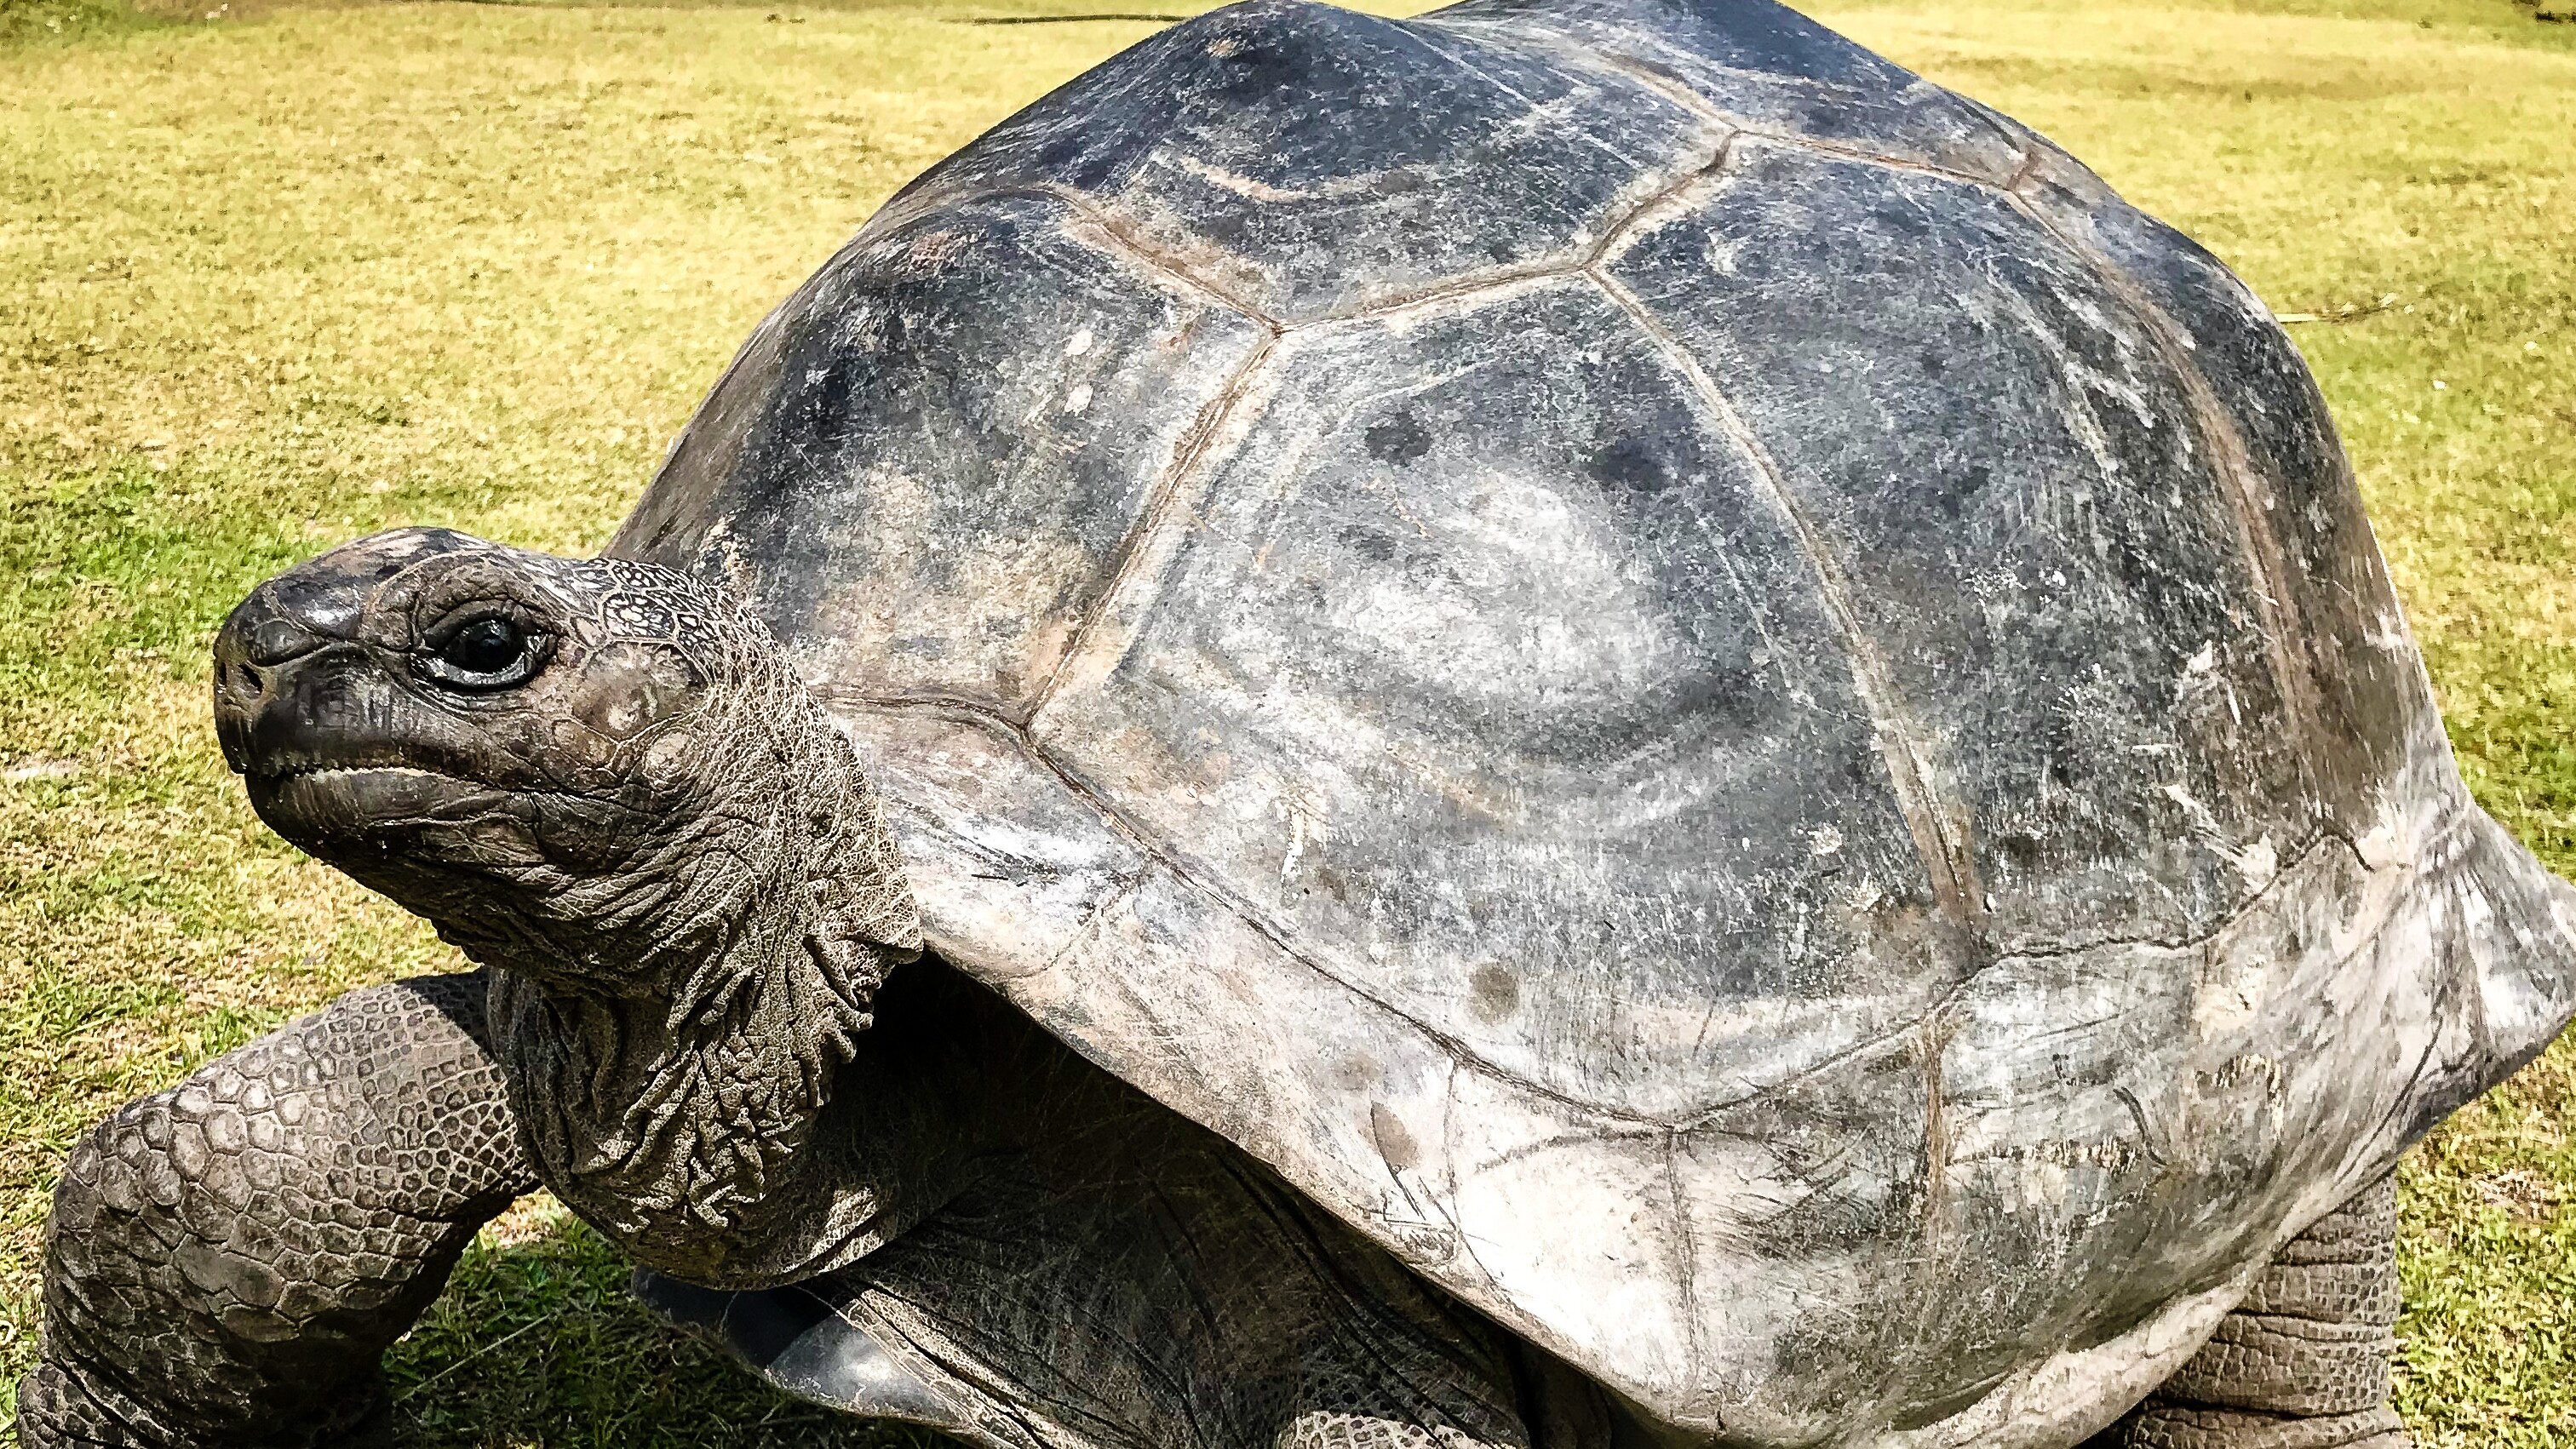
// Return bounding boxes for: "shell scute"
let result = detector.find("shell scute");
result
[2018,154,2441,828]
[1031,276,1954,1122]
[893,0,1723,321]
[622,192,1269,711]
[1603,140,2317,957]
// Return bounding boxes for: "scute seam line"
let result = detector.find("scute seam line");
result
[1303,125,1736,326]
[2003,142,2045,193]
[1697,827,2373,1135]
[1013,135,1743,720]
[880,38,2016,359]
[1918,1011,1958,1245]
[1661,1134,1711,1400]
[1022,333,1281,722]
[1448,22,2020,192]
[1581,262,1988,932]
[1014,181,1281,327]
[1997,178,2328,769]
[939,56,1744,332]
[823,691,1687,1130]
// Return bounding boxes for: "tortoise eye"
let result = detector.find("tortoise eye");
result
[419,612,552,690]
[445,617,521,672]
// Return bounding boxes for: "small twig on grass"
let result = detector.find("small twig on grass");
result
[392,1314,551,1401]
[2275,292,2401,325]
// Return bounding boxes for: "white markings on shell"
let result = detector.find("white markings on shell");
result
[1327,468,1680,715]
[2229,836,2280,890]
[1700,228,1741,276]
[1173,152,1394,204]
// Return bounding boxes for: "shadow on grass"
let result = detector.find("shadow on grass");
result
[387,1207,944,1449]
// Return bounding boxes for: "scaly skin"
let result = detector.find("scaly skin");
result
[18,971,534,1449]
[2087,1177,2410,1449]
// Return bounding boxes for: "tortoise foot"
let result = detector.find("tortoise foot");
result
[2092,1177,2409,1449]
[2097,1404,2407,1449]
[17,1359,393,1449]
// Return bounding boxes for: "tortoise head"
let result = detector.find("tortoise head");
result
[213,527,923,1283]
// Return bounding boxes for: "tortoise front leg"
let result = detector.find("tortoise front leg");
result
[2090,1175,2410,1449]
[17,971,536,1449]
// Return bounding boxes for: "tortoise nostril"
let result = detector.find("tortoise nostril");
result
[230,659,264,699]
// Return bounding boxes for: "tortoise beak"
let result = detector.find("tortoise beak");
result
[211,550,424,782]
[211,531,518,853]
[211,527,493,776]
[212,630,401,784]
[212,598,481,849]
[215,588,356,779]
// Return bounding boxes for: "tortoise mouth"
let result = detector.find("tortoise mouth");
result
[247,762,515,845]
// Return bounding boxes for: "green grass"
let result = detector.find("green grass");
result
[1,0,2572,1443]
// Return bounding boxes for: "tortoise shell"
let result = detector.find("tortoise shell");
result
[615,0,2576,1438]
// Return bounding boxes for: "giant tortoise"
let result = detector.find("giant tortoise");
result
[22,0,2576,1445]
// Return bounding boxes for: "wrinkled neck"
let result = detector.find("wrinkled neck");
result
[491,949,1098,1292]
[486,871,868,1286]
[475,712,917,1287]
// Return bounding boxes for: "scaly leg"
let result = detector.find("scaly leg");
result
[2090,1176,2410,1449]
[18,971,536,1449]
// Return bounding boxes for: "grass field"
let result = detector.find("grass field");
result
[2,0,2573,1442]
